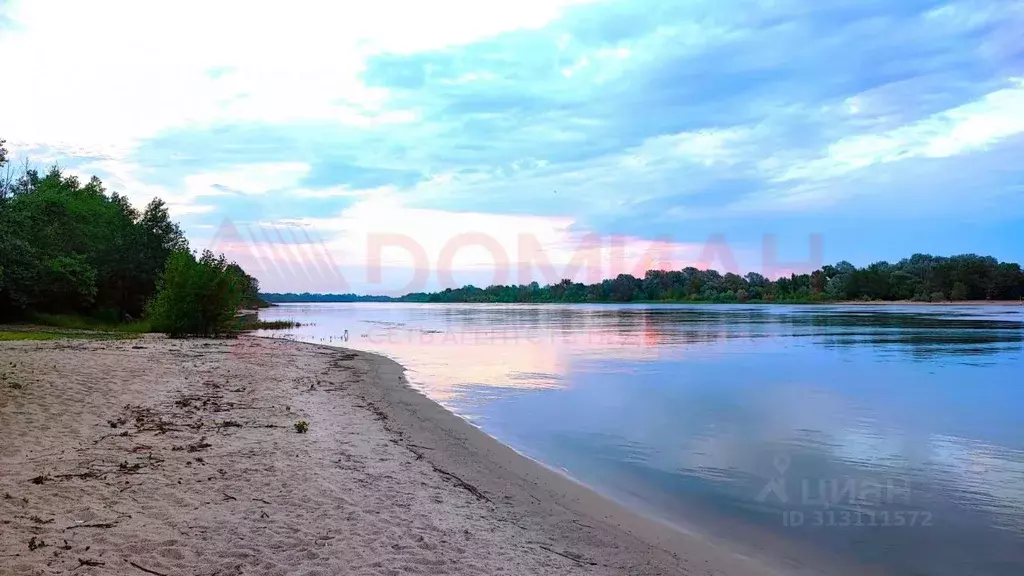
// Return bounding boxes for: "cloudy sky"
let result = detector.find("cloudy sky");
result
[2,0,1022,293]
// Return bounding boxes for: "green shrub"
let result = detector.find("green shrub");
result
[147,250,244,337]
[248,319,302,330]
[294,420,309,434]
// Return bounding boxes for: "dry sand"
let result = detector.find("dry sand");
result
[1,335,790,575]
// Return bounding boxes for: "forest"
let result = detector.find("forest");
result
[263,256,1024,305]
[260,293,395,303]
[0,139,262,335]
[395,255,1024,304]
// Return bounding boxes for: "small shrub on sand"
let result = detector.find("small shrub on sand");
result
[294,420,309,434]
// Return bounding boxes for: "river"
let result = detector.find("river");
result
[256,302,1024,575]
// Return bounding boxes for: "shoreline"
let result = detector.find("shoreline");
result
[336,338,872,576]
[1,334,828,575]
[327,339,800,575]
[264,299,1024,307]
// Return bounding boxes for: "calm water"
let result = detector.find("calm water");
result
[257,303,1024,576]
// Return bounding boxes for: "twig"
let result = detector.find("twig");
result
[222,493,236,501]
[538,545,597,566]
[55,471,104,481]
[93,433,124,444]
[76,558,105,568]
[431,465,490,502]
[65,522,117,530]
[252,498,271,505]
[126,560,170,576]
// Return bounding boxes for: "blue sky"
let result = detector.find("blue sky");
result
[2,0,1022,293]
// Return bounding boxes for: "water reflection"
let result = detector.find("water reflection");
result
[258,303,1024,575]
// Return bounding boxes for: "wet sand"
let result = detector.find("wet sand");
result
[2,335,794,575]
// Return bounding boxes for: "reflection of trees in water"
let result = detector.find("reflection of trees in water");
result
[406,304,1023,359]
[589,307,1024,359]
[791,311,1024,358]
[819,332,1024,359]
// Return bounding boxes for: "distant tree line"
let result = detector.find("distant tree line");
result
[399,255,1024,304]
[0,138,264,335]
[261,292,394,303]
[264,254,1024,305]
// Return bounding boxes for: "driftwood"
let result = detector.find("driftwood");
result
[126,560,170,576]
[65,522,117,530]
[431,465,490,502]
[539,545,598,566]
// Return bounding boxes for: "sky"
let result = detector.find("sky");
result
[2,0,1022,294]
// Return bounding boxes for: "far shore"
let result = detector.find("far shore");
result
[0,334,825,575]
[262,298,1024,306]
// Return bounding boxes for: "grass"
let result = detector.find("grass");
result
[30,313,151,333]
[0,330,136,341]
[1,313,148,342]
[247,319,303,330]
[0,331,67,341]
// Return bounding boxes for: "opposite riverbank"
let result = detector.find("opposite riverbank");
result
[2,335,823,575]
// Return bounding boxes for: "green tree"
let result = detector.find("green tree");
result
[0,147,260,329]
[147,250,244,337]
[43,254,98,311]
[950,282,968,301]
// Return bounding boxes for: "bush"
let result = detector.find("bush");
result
[247,319,302,330]
[294,420,309,434]
[147,250,244,337]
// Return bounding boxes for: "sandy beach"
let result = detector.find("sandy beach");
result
[1,335,790,576]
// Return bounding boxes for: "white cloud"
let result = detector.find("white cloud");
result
[291,184,397,200]
[183,163,311,196]
[778,79,1024,181]
[68,160,312,216]
[0,0,595,158]
[165,203,217,216]
[624,127,752,168]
